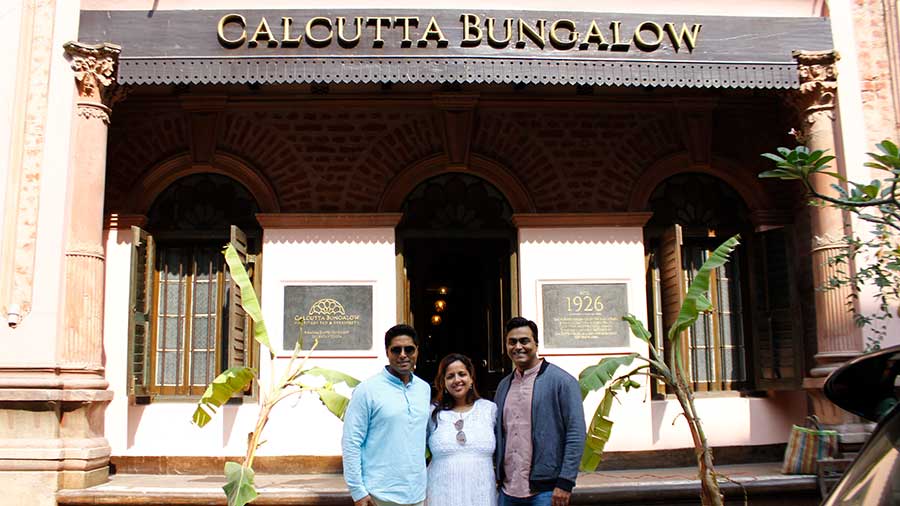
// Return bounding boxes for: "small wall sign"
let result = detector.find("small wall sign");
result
[541,283,629,348]
[283,285,373,350]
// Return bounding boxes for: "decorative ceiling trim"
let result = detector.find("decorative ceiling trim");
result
[116,57,801,90]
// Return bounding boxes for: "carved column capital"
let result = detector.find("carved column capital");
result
[789,50,839,136]
[63,41,122,107]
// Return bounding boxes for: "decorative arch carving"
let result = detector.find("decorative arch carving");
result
[627,152,772,213]
[378,153,535,213]
[126,151,280,214]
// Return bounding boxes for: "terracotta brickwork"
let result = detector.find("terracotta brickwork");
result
[104,93,793,215]
[106,110,189,210]
[851,0,900,143]
[473,109,682,211]
[217,109,442,211]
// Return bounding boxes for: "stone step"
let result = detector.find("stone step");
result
[56,463,819,506]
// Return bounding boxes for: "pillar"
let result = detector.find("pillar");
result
[56,41,121,487]
[793,49,871,441]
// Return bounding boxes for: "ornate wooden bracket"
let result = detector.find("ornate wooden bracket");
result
[180,95,227,163]
[674,97,716,168]
[433,93,479,166]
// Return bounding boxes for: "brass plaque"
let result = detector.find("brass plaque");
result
[541,283,628,348]
[283,285,373,350]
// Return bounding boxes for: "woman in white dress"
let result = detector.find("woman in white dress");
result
[426,353,498,506]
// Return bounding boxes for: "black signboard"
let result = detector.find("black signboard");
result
[77,9,832,89]
[541,283,629,348]
[283,285,373,350]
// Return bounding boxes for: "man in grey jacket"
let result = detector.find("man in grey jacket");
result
[494,317,586,506]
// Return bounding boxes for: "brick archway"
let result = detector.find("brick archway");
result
[377,153,535,213]
[125,151,280,214]
[626,152,772,213]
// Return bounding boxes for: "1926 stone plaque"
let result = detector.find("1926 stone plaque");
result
[283,285,373,350]
[541,283,629,348]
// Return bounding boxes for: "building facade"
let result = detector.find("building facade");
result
[1,0,899,504]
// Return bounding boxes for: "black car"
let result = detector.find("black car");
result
[820,345,900,505]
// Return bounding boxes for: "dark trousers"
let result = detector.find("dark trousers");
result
[499,490,552,506]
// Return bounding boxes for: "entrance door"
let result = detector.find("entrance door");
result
[397,174,517,398]
[405,238,512,397]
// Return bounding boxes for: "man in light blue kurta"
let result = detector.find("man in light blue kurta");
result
[342,324,431,506]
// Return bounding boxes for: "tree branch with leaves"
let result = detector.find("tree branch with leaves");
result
[760,140,900,350]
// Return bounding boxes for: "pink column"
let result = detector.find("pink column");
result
[56,40,122,488]
[793,50,869,436]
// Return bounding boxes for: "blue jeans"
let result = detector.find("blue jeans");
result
[499,490,552,506]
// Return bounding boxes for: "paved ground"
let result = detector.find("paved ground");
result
[57,462,820,505]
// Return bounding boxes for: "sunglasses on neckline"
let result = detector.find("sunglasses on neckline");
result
[389,345,417,355]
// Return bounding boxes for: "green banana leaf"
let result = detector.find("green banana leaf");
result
[622,314,652,343]
[579,379,619,471]
[316,387,351,420]
[223,461,258,506]
[224,244,273,357]
[668,235,741,342]
[578,354,638,400]
[301,367,361,388]
[192,367,256,427]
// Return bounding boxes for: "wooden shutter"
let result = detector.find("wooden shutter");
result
[659,225,688,372]
[128,226,154,400]
[753,227,804,389]
[226,225,249,370]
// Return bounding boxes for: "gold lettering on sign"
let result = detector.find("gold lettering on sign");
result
[517,18,546,48]
[664,22,702,52]
[217,13,246,48]
[249,17,277,48]
[579,20,608,49]
[609,21,631,50]
[418,16,448,47]
[305,16,333,47]
[461,13,482,47]
[633,21,663,51]
[549,19,578,49]
[367,16,392,46]
[395,16,419,46]
[337,16,363,47]
[295,298,364,340]
[487,17,513,48]
[214,13,703,52]
[281,17,302,47]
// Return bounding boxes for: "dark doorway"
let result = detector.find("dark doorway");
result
[398,174,516,398]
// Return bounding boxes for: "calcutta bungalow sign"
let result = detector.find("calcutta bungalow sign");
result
[216,13,702,53]
[78,9,832,88]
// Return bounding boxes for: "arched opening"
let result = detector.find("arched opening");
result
[140,173,262,397]
[643,173,804,393]
[397,173,516,396]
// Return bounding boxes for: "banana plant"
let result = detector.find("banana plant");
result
[578,234,740,506]
[192,244,360,506]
